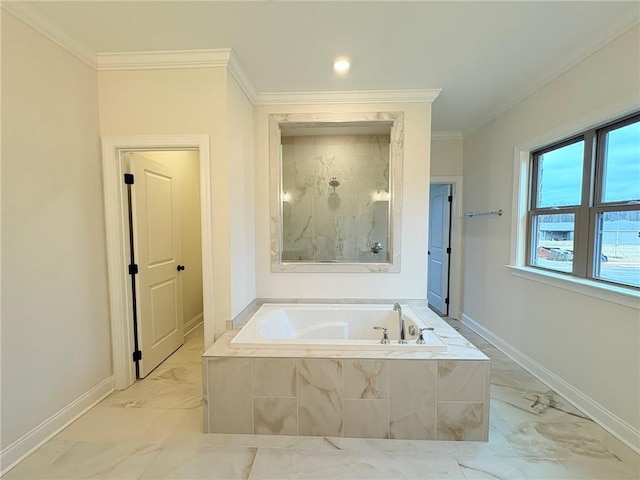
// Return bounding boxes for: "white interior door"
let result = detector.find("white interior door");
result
[427,183,452,315]
[130,154,184,377]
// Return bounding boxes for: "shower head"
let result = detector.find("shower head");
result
[329,177,340,188]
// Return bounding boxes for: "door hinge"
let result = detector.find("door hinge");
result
[128,264,138,275]
[132,350,142,362]
[124,173,134,185]
[448,195,453,202]
[446,247,451,254]
[445,298,450,305]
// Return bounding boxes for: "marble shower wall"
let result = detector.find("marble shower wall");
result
[281,135,390,263]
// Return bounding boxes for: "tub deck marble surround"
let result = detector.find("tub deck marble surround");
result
[3,319,639,480]
[203,307,491,441]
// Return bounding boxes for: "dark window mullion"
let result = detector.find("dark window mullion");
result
[526,210,534,266]
[589,128,607,280]
[527,152,541,265]
[590,207,602,280]
[594,128,607,207]
[530,153,540,211]
[576,130,596,278]
[530,206,576,216]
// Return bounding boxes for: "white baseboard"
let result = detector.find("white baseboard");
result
[184,313,203,336]
[461,313,640,455]
[0,376,114,476]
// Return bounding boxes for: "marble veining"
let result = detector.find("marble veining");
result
[491,382,593,425]
[343,360,389,399]
[270,111,404,273]
[253,398,297,436]
[204,305,490,440]
[497,420,624,461]
[389,360,438,440]
[281,134,390,264]
[436,403,484,441]
[297,359,343,437]
[5,320,639,480]
[437,361,486,402]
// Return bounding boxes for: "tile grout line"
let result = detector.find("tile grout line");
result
[250,358,255,435]
[296,359,300,437]
[435,360,439,440]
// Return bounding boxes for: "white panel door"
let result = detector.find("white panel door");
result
[130,155,184,377]
[427,184,451,315]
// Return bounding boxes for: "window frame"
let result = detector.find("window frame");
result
[526,111,640,290]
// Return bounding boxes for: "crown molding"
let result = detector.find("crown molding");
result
[2,2,97,68]
[226,50,258,103]
[432,131,463,140]
[254,89,442,106]
[95,49,438,106]
[96,48,258,103]
[96,49,231,71]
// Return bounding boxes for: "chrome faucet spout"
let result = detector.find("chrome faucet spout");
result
[393,303,407,344]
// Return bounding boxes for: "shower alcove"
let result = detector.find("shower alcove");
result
[270,112,404,273]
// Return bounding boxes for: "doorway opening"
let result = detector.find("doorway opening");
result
[102,135,213,390]
[427,176,462,319]
[428,183,453,316]
[122,150,203,378]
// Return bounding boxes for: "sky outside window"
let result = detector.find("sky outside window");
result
[602,121,640,203]
[537,141,584,208]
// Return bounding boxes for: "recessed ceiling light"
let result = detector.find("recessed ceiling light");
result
[333,57,350,74]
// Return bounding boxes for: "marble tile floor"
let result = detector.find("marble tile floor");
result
[4,321,639,480]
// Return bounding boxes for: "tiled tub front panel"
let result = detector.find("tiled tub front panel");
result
[203,357,490,441]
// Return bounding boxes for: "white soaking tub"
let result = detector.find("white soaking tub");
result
[229,303,447,351]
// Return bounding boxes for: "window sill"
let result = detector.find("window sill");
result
[506,265,640,310]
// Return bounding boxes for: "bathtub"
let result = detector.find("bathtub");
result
[229,303,447,351]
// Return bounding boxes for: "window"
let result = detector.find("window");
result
[528,113,640,289]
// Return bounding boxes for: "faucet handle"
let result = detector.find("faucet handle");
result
[416,327,434,345]
[373,326,390,344]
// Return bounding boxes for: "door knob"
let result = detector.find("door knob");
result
[177,265,185,271]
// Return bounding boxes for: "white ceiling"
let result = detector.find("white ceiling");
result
[7,1,639,135]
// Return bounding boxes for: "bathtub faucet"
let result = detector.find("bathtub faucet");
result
[393,303,407,344]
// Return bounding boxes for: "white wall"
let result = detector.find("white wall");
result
[1,11,111,453]
[98,67,237,339]
[431,138,463,177]
[226,76,256,318]
[462,24,640,443]
[254,103,432,299]
[136,151,203,330]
